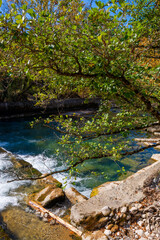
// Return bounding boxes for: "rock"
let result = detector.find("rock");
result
[126,214,131,220]
[147,125,160,133]
[134,203,142,209]
[104,229,112,236]
[82,231,108,240]
[106,224,113,230]
[42,217,48,222]
[145,231,149,237]
[129,207,138,214]
[111,225,119,233]
[65,187,88,204]
[35,210,41,217]
[96,217,108,228]
[34,186,65,207]
[142,214,146,218]
[71,157,160,229]
[37,173,62,188]
[25,207,30,213]
[120,206,127,213]
[43,212,49,218]
[1,206,79,240]
[135,229,144,237]
[50,219,56,225]
[154,132,160,136]
[137,220,144,227]
[101,206,111,216]
[90,181,120,198]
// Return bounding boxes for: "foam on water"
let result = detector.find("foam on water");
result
[19,153,91,197]
[19,153,57,173]
[0,153,28,210]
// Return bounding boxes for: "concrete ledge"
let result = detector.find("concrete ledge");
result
[71,155,160,230]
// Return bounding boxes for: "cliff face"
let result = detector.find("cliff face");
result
[0,98,100,119]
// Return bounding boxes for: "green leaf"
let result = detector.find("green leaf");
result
[22,4,27,10]
[11,3,16,9]
[16,19,23,24]
[97,35,102,42]
[27,9,36,17]
[78,6,82,12]
[72,25,77,30]
[15,15,22,20]
[0,0,2,7]
[95,1,104,8]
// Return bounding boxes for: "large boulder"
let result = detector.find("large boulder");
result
[70,156,160,230]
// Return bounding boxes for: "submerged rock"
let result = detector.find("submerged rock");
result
[1,206,80,240]
[37,173,62,188]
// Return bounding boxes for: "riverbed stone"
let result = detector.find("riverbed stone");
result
[34,185,65,207]
[65,187,88,204]
[70,155,160,229]
[1,206,79,240]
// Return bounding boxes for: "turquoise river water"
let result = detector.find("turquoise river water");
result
[0,117,158,211]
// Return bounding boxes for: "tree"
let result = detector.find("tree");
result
[0,0,160,180]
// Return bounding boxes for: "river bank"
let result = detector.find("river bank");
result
[0,98,100,119]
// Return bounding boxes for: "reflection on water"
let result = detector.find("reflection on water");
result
[0,118,158,209]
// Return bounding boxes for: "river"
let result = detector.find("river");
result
[0,117,158,212]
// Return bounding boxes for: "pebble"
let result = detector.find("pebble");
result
[42,217,48,222]
[129,207,137,214]
[137,220,144,227]
[104,229,112,236]
[126,214,131,220]
[121,206,127,213]
[44,212,49,218]
[35,211,41,217]
[50,219,56,225]
[134,203,142,209]
[106,224,113,230]
[144,231,149,237]
[101,206,111,216]
[111,225,119,233]
[25,207,30,213]
[135,229,144,236]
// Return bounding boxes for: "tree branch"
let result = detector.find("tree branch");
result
[7,141,160,183]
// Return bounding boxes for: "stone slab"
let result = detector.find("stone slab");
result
[71,155,160,229]
[65,187,88,205]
